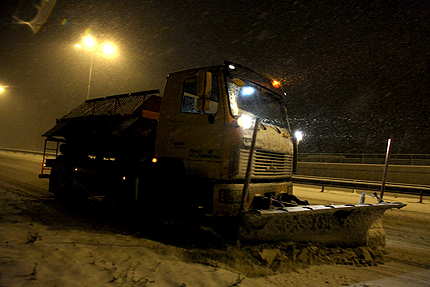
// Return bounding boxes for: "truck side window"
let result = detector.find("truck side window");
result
[181,74,219,114]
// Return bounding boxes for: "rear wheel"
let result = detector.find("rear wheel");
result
[49,156,87,204]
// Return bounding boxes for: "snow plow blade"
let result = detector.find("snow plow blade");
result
[238,202,406,247]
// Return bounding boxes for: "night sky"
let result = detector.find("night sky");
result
[0,0,428,154]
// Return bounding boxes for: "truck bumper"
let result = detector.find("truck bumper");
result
[213,181,293,216]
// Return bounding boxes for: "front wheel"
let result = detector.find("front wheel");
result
[136,158,189,215]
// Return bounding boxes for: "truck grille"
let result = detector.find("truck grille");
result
[240,149,293,179]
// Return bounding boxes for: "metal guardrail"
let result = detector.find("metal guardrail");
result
[298,153,430,166]
[292,175,430,203]
[0,148,45,155]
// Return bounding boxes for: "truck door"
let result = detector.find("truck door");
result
[171,70,224,179]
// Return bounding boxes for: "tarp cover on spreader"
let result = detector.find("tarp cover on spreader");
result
[43,90,162,140]
[42,90,162,158]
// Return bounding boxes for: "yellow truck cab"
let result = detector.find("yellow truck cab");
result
[155,62,295,216]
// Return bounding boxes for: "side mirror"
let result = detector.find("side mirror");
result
[196,70,213,113]
[196,97,210,111]
[208,113,215,124]
[196,70,212,98]
[231,78,245,87]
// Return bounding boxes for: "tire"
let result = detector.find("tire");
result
[49,156,86,204]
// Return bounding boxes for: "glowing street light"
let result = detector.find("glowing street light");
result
[75,36,117,100]
[83,36,95,48]
[0,85,9,94]
[294,130,303,142]
[102,43,115,55]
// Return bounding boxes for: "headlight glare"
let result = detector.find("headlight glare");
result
[237,115,254,129]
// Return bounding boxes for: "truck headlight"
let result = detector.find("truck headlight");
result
[294,130,303,142]
[237,115,254,129]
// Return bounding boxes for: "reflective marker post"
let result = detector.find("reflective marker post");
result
[380,139,392,199]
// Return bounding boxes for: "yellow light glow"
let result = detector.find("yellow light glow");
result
[295,130,303,142]
[229,84,240,116]
[152,158,158,163]
[272,80,280,88]
[83,36,95,48]
[102,43,115,55]
[237,115,253,129]
[0,86,4,93]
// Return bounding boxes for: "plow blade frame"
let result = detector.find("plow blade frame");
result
[238,202,406,247]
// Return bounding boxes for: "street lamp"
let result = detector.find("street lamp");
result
[102,43,115,55]
[75,36,116,100]
[83,36,95,48]
[0,85,8,94]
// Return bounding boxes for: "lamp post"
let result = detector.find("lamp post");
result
[83,53,94,100]
[75,36,116,100]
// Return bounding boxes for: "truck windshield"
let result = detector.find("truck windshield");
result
[226,76,288,129]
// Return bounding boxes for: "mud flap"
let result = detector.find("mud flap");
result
[238,202,406,247]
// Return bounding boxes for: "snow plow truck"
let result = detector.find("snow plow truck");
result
[39,61,405,247]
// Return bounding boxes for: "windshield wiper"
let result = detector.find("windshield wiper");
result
[259,121,267,130]
[271,125,281,133]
